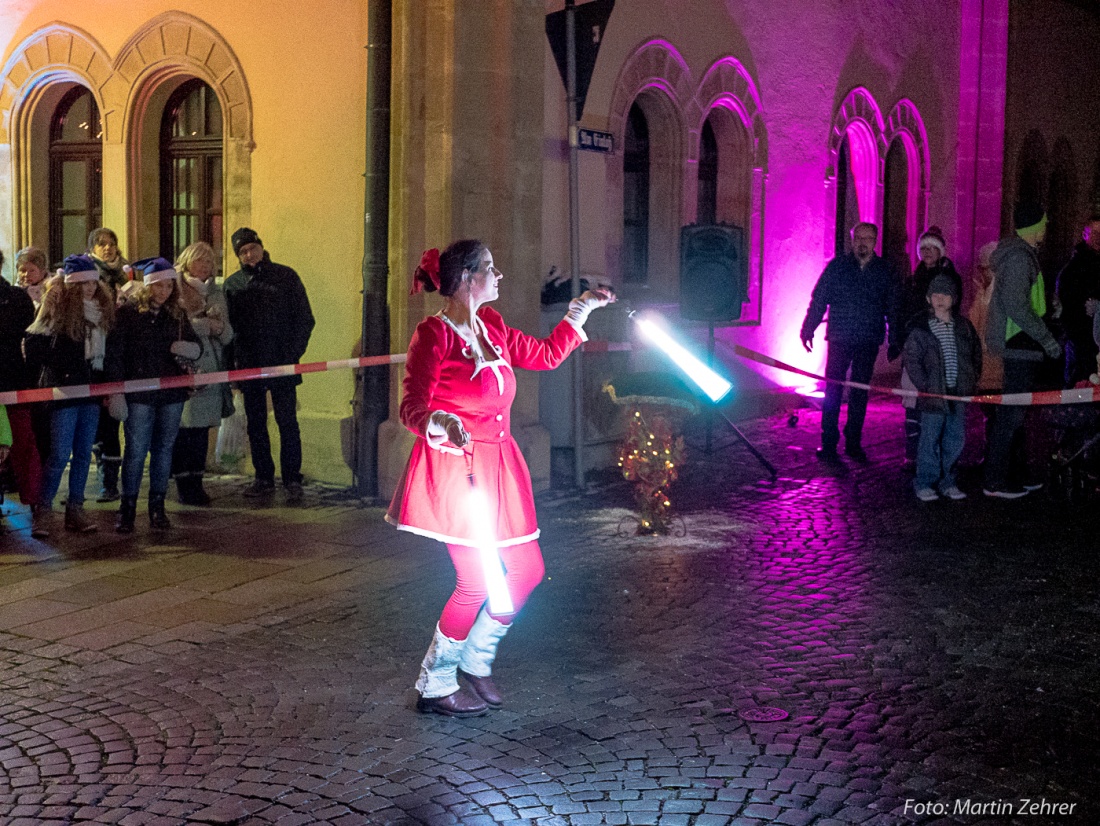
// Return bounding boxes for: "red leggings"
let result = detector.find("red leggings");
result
[437,539,545,640]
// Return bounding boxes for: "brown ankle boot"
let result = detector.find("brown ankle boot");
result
[64,504,98,534]
[416,688,489,717]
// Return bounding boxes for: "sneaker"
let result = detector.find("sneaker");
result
[915,487,939,502]
[939,486,967,500]
[284,482,304,504]
[816,447,841,463]
[982,485,1029,499]
[242,479,276,498]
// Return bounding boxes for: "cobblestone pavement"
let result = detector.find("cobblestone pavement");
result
[0,398,1096,825]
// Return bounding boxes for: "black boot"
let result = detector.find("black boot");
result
[149,493,171,530]
[116,496,137,534]
[177,475,211,506]
[98,458,121,502]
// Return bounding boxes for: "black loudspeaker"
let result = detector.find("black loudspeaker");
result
[679,224,747,322]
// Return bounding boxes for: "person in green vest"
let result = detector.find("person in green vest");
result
[982,201,1061,498]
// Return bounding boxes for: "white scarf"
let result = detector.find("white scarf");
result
[184,274,211,297]
[84,299,106,370]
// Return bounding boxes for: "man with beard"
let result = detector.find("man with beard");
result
[800,222,901,463]
[224,228,315,504]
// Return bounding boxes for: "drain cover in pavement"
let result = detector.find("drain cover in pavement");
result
[737,706,788,722]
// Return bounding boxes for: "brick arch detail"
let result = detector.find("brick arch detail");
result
[112,11,252,145]
[0,24,113,144]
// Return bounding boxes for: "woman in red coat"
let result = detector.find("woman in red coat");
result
[388,239,612,717]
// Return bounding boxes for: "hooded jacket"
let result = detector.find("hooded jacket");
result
[985,235,1059,361]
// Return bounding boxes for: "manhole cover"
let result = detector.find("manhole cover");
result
[737,706,788,722]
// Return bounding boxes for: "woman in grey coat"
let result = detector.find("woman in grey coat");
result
[171,242,234,505]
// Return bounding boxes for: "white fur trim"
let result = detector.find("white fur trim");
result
[458,608,510,676]
[918,235,946,254]
[415,625,464,697]
[385,513,539,548]
[143,267,178,285]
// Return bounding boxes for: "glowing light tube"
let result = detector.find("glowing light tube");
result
[466,485,515,615]
[633,313,733,402]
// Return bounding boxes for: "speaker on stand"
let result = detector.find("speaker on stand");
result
[678,223,775,478]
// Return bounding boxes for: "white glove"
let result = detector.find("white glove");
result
[563,288,615,334]
[107,394,128,422]
[426,410,469,449]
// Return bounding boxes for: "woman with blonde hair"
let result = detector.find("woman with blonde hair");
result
[23,255,115,532]
[171,242,233,505]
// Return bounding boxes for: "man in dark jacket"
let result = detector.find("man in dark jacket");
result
[1055,213,1100,386]
[982,201,1061,498]
[0,259,48,536]
[800,222,901,462]
[224,228,315,503]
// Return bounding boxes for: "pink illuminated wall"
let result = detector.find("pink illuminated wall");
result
[545,0,968,393]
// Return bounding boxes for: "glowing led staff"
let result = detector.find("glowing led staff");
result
[630,312,733,402]
[463,455,514,615]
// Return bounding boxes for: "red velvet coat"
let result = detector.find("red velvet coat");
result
[386,306,583,547]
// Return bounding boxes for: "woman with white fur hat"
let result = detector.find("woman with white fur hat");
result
[104,257,200,533]
[23,254,115,533]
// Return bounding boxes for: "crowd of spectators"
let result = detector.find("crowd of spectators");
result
[0,225,313,537]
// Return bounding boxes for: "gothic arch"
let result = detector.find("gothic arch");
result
[826,87,886,253]
[884,99,930,267]
[692,56,768,324]
[606,40,691,294]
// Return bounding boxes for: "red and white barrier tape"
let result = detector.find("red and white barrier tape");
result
[0,353,406,407]
[4,338,1097,409]
[726,343,1100,407]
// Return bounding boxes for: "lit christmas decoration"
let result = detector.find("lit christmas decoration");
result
[617,406,684,535]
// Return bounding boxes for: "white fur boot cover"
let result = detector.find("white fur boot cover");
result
[457,608,510,678]
[415,625,465,698]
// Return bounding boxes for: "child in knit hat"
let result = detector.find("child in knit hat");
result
[902,274,983,502]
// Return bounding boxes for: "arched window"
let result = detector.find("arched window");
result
[160,79,223,264]
[697,118,718,225]
[882,139,910,276]
[623,102,650,284]
[835,136,859,256]
[49,87,102,261]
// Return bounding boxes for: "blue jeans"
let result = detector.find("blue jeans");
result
[122,401,184,498]
[42,402,100,507]
[915,404,966,491]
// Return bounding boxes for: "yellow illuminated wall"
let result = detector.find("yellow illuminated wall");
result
[0,1,369,484]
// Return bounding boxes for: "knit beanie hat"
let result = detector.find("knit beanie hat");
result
[1013,201,1045,232]
[232,227,262,256]
[927,273,958,302]
[918,226,946,255]
[133,257,178,285]
[61,254,98,284]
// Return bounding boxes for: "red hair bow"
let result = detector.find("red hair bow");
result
[410,247,441,295]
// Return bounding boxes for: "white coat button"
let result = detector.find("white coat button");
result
[499,431,505,437]
[495,414,503,421]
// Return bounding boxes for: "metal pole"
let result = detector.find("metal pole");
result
[357,0,392,499]
[566,0,585,489]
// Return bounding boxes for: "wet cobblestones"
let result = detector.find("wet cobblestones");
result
[0,400,1096,824]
